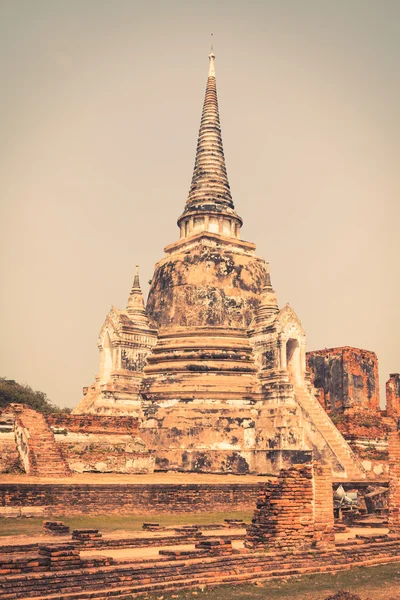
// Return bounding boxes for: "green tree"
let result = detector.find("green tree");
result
[0,378,70,414]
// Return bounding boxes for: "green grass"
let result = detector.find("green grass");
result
[139,563,400,600]
[0,511,252,537]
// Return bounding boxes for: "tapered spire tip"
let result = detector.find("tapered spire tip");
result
[133,264,140,288]
[208,50,216,78]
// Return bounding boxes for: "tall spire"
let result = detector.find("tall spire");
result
[177,51,242,239]
[126,265,149,325]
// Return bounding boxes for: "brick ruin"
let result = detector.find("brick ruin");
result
[1,456,400,599]
[12,405,72,478]
[307,347,380,413]
[2,534,400,600]
[0,406,154,475]
[386,373,400,417]
[0,481,267,518]
[388,430,400,534]
[245,458,334,551]
[307,348,397,479]
[46,413,154,473]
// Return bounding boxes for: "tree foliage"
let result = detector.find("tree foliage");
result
[0,378,70,414]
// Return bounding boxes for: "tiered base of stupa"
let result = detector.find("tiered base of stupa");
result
[140,383,361,478]
[138,324,364,478]
[76,372,144,416]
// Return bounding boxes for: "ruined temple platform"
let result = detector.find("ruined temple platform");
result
[1,528,399,600]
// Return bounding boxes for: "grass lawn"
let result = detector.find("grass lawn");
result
[0,511,252,537]
[140,563,400,600]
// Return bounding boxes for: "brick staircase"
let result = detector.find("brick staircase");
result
[294,385,365,480]
[13,406,71,477]
[382,415,397,431]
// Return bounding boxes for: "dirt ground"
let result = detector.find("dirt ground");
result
[139,564,400,600]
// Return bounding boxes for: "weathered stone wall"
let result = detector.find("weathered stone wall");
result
[0,435,21,474]
[347,438,388,479]
[0,483,268,516]
[386,374,400,417]
[388,430,400,533]
[146,236,267,329]
[0,413,152,476]
[46,414,140,435]
[307,347,379,413]
[54,432,153,474]
[46,415,153,474]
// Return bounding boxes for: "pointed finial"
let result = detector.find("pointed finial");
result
[208,34,215,77]
[126,264,149,323]
[264,272,273,291]
[133,264,140,288]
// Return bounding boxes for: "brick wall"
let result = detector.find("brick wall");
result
[313,463,335,547]
[245,462,334,551]
[46,415,140,435]
[307,347,379,413]
[388,431,400,533]
[386,374,400,417]
[0,483,268,516]
[2,536,400,600]
[245,463,316,550]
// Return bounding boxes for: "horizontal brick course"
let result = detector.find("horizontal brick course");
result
[0,482,267,515]
[0,536,399,599]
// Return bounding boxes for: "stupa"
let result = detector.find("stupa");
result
[74,52,365,479]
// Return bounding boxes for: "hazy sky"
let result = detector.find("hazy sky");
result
[1,1,399,409]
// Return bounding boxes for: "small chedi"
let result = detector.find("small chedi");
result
[71,51,378,479]
[76,266,157,416]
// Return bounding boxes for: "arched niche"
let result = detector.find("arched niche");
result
[276,305,307,386]
[100,331,113,384]
[286,338,301,385]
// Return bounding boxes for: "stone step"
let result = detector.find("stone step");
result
[12,407,72,477]
[294,386,364,478]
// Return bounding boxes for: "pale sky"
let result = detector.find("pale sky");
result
[0,1,399,408]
